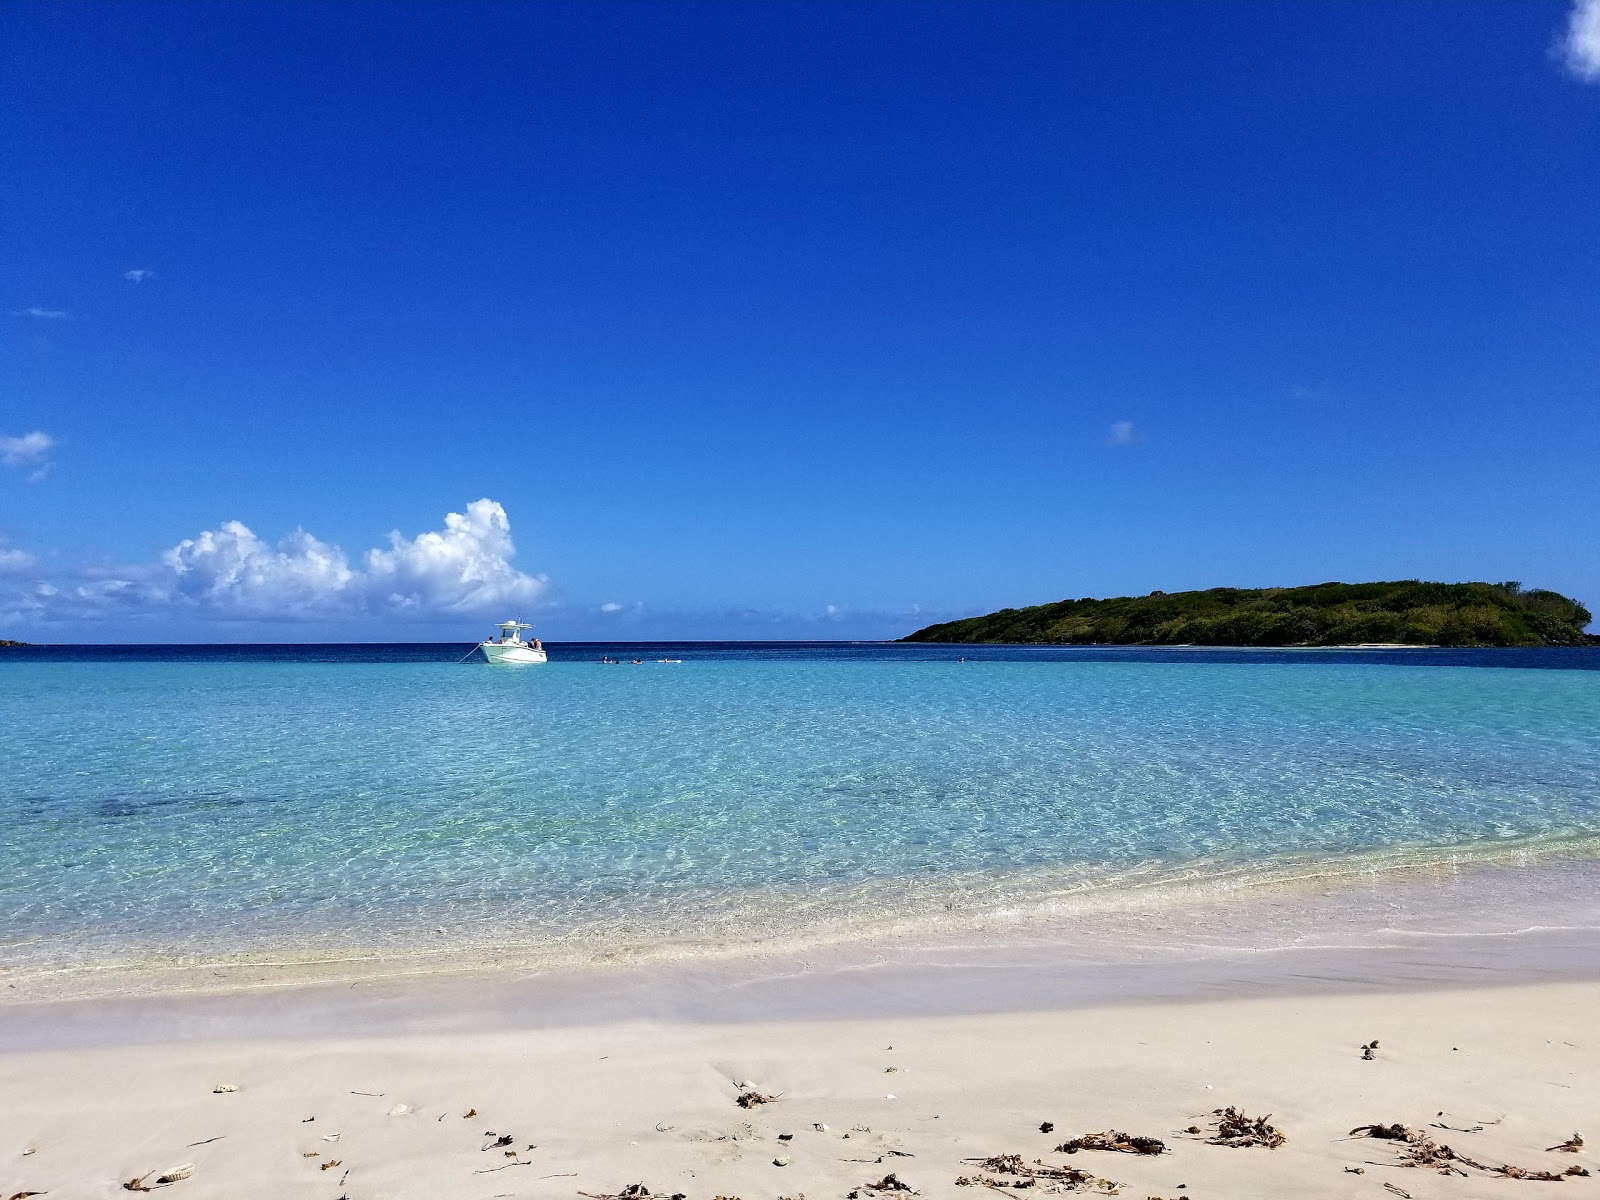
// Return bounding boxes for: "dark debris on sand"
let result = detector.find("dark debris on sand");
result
[847,1173,918,1198]
[1205,1107,1286,1149]
[1350,1123,1590,1181]
[581,1186,687,1200]
[956,1154,1120,1194]
[1057,1132,1167,1156]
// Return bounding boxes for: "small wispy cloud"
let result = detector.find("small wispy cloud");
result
[600,601,624,613]
[1,431,54,471]
[1561,0,1600,80]
[124,269,156,283]
[0,545,36,573]
[9,307,71,320]
[1106,420,1136,446]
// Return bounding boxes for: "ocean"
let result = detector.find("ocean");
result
[3,642,1599,977]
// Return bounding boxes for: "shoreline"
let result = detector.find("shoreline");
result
[6,847,1600,1054]
[7,836,1600,1010]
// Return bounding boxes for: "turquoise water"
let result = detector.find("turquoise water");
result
[3,646,1599,969]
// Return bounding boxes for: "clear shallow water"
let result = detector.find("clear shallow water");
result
[2,643,1599,972]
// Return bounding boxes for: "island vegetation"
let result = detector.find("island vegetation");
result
[0,639,31,648]
[902,581,1595,648]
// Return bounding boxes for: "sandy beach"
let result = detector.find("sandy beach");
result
[5,912,1599,1200]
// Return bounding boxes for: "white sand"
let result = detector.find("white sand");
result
[3,978,1595,1200]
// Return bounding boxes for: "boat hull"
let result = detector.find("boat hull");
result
[480,642,548,665]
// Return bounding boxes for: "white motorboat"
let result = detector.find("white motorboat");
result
[479,620,547,665]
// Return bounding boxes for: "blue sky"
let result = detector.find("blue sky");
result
[3,0,1598,641]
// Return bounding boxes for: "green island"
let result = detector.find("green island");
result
[902,581,1596,648]
[0,639,31,648]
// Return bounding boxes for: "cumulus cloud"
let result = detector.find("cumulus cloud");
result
[364,499,545,613]
[600,601,624,613]
[165,523,357,615]
[2,499,547,626]
[124,269,156,282]
[1,431,54,471]
[1106,420,1136,446]
[9,307,70,320]
[1562,0,1600,80]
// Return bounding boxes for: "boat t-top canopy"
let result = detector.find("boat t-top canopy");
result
[496,620,533,634]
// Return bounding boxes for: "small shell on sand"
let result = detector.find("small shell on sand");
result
[388,1103,412,1116]
[156,1163,195,1183]
[212,1084,238,1093]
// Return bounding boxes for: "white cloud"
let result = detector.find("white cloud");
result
[600,601,624,613]
[0,547,35,572]
[364,499,546,613]
[9,307,70,320]
[1,431,54,469]
[1,498,546,626]
[1561,0,1600,80]
[1106,420,1136,446]
[124,269,156,283]
[165,522,357,615]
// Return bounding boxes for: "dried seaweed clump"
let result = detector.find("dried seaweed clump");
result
[736,1090,781,1109]
[847,1174,918,1198]
[1350,1123,1590,1181]
[1057,1132,1166,1156]
[581,1186,687,1200]
[1548,1133,1585,1154]
[1207,1107,1286,1149]
[956,1154,1120,1194]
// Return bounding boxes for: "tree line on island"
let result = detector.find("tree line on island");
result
[901,580,1596,648]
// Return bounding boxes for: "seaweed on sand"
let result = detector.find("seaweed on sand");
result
[1206,1107,1286,1149]
[956,1155,1120,1194]
[1350,1123,1590,1180]
[1056,1132,1166,1156]
[847,1174,918,1198]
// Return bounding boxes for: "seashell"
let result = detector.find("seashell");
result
[156,1163,194,1183]
[212,1084,238,1093]
[387,1103,411,1116]
[773,1156,791,1167]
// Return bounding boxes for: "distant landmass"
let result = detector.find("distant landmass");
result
[902,581,1596,648]
[0,639,30,648]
